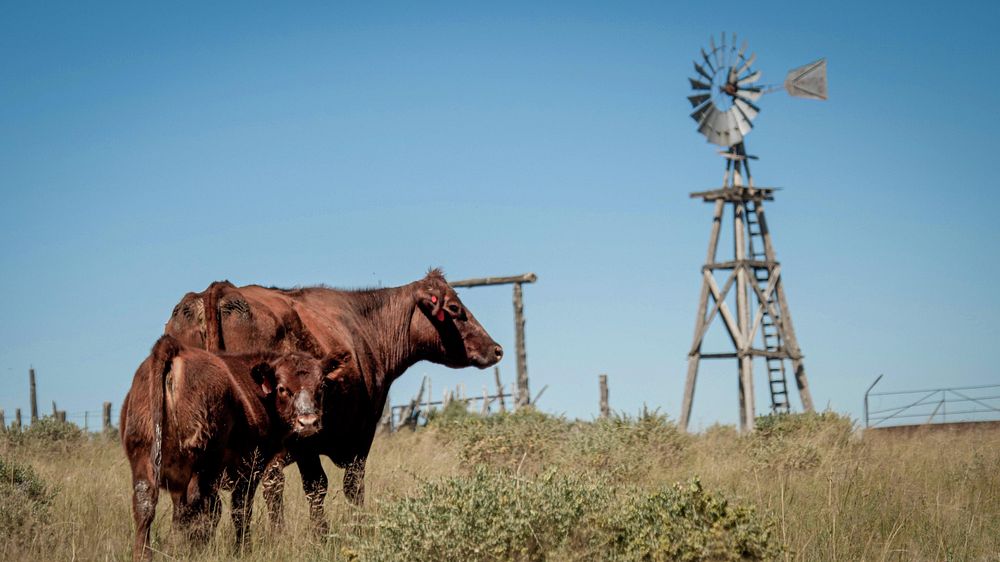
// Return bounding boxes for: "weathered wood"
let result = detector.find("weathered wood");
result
[703,271,744,350]
[102,402,112,431]
[56,410,66,423]
[450,273,538,287]
[480,387,490,415]
[756,203,814,412]
[14,408,22,430]
[29,368,38,422]
[689,187,776,202]
[734,201,756,432]
[378,393,393,433]
[599,374,610,419]
[532,385,548,406]
[681,199,726,432]
[51,400,57,417]
[690,269,739,354]
[704,259,775,270]
[0,409,5,432]
[513,282,529,407]
[494,367,506,413]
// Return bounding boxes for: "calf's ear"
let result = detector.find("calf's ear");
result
[251,363,277,396]
[322,349,352,381]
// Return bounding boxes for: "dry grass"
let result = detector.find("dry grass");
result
[1,411,998,561]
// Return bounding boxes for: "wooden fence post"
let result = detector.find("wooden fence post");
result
[14,409,22,431]
[103,402,112,431]
[513,282,530,407]
[29,368,38,422]
[494,367,506,413]
[599,374,610,419]
[56,411,66,423]
[0,409,5,432]
[52,401,58,417]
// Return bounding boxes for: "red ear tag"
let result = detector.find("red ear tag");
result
[436,310,446,322]
[431,296,438,303]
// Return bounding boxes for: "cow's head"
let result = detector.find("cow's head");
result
[252,352,334,439]
[414,270,503,369]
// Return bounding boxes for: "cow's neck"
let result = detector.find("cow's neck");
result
[347,285,423,391]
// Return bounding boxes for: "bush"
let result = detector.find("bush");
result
[745,411,855,470]
[430,408,572,470]
[600,479,780,562]
[566,410,690,479]
[5,417,86,446]
[353,467,609,562]
[0,455,54,544]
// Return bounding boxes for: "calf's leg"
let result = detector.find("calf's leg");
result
[342,455,367,506]
[260,453,289,532]
[297,454,329,534]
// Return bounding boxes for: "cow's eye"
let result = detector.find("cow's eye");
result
[277,385,291,398]
[446,303,462,316]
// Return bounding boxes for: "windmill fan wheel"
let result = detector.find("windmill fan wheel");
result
[688,32,763,147]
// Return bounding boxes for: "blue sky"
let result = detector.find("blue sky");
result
[2,1,998,429]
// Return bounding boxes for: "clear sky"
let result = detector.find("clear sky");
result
[2,1,998,429]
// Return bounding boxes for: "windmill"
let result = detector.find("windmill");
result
[679,33,827,432]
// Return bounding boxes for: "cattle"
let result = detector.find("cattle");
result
[163,269,503,531]
[120,335,335,561]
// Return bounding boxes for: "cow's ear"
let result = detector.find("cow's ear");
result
[416,285,445,320]
[321,349,351,381]
[251,363,277,396]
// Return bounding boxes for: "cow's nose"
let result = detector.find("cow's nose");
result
[493,345,503,361]
[295,414,319,432]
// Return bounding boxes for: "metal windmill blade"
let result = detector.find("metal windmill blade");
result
[784,58,828,100]
[688,33,761,147]
[686,35,828,147]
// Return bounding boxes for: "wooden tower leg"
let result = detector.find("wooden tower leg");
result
[680,199,726,432]
[755,203,815,413]
[734,200,756,432]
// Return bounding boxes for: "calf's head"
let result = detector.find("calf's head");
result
[414,270,503,369]
[252,353,335,438]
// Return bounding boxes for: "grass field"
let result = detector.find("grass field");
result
[2,410,998,561]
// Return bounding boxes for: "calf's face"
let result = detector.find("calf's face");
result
[252,353,329,439]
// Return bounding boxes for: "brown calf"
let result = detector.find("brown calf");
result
[119,335,334,561]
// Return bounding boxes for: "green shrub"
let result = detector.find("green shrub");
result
[745,412,855,470]
[353,467,610,562]
[0,455,54,544]
[600,478,780,562]
[430,408,572,470]
[566,410,690,478]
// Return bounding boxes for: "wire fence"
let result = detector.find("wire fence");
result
[864,381,1000,429]
[0,404,118,433]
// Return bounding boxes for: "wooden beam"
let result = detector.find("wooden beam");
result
[756,202,814,412]
[689,269,738,354]
[703,270,744,350]
[451,273,537,288]
[513,283,529,407]
[599,374,610,419]
[29,368,38,422]
[681,197,728,431]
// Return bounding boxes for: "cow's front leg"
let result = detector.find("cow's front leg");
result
[343,455,367,506]
[260,453,289,532]
[297,454,329,534]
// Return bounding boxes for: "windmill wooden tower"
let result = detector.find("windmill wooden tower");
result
[679,34,827,432]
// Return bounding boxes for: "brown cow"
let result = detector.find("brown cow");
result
[163,269,502,531]
[120,335,335,561]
